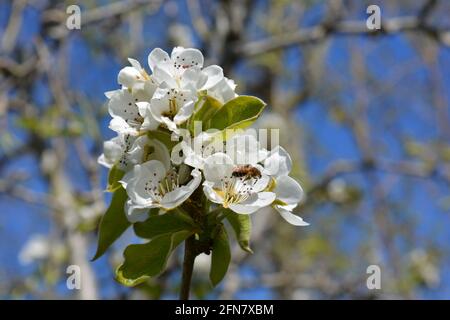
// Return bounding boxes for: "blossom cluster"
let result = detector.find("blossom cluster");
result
[99,47,308,227]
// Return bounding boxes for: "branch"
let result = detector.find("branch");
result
[238,16,450,57]
[306,158,448,198]
[82,0,161,25]
[0,174,49,206]
[1,0,26,54]
[179,235,197,300]
[41,0,162,39]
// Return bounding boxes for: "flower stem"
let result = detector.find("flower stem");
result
[179,235,196,300]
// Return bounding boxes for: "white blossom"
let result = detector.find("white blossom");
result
[202,153,275,214]
[179,133,267,170]
[107,87,157,135]
[98,135,169,172]
[117,58,158,95]
[147,84,197,133]
[98,134,138,170]
[143,47,230,133]
[107,47,237,135]
[263,146,309,226]
[120,159,202,222]
[99,46,305,228]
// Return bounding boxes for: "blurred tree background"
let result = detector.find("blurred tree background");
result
[0,0,449,299]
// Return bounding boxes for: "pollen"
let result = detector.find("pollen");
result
[215,170,260,207]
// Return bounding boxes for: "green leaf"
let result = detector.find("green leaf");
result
[115,265,149,287]
[209,225,231,287]
[225,210,253,253]
[208,96,266,131]
[188,95,223,133]
[134,211,198,239]
[106,165,125,192]
[116,230,192,286]
[92,187,130,260]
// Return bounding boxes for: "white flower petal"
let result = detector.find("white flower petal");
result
[109,117,139,136]
[135,101,159,131]
[126,135,147,166]
[180,132,215,168]
[208,77,237,103]
[118,66,141,88]
[161,116,179,132]
[181,68,207,89]
[119,168,136,189]
[274,175,304,206]
[264,146,292,177]
[148,48,170,71]
[104,90,118,99]
[153,65,177,87]
[183,144,204,169]
[201,65,224,90]
[144,79,158,97]
[97,154,111,168]
[128,58,142,70]
[132,85,152,101]
[173,100,195,124]
[228,192,276,214]
[98,135,125,168]
[107,89,143,133]
[149,96,170,123]
[140,160,167,181]
[227,134,267,165]
[136,101,150,117]
[252,173,270,192]
[125,160,166,205]
[275,205,309,226]
[161,169,201,209]
[203,153,234,184]
[202,181,224,204]
[172,47,204,69]
[140,138,171,171]
[125,200,151,223]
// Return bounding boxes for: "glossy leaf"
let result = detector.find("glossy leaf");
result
[92,187,130,260]
[226,210,253,253]
[107,165,125,192]
[208,96,266,131]
[115,266,148,287]
[116,230,193,286]
[188,95,223,132]
[209,225,231,287]
[133,210,198,239]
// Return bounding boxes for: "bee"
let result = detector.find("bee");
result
[232,165,262,180]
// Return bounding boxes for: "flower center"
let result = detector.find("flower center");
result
[162,98,178,119]
[144,169,180,202]
[216,169,260,207]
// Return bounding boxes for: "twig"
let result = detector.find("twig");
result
[179,235,197,300]
[1,0,26,54]
[239,16,450,57]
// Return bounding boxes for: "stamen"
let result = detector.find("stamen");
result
[145,169,180,202]
[217,173,259,207]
